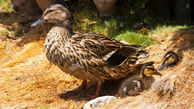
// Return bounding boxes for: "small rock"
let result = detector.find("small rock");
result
[83,96,117,109]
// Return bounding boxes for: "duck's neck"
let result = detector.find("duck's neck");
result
[140,65,146,78]
[140,70,146,78]
[58,20,73,30]
[57,20,73,35]
[134,64,146,78]
[48,22,73,41]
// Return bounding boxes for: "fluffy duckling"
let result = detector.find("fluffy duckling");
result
[152,73,176,97]
[31,4,145,97]
[119,78,144,97]
[159,51,179,70]
[119,62,161,97]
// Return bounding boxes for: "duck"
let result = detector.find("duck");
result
[159,51,179,70]
[119,62,162,97]
[31,4,146,97]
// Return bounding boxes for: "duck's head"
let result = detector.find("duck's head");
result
[159,51,179,70]
[31,4,73,28]
[141,62,162,78]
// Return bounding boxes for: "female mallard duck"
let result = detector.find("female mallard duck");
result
[159,51,179,70]
[31,4,145,97]
[119,62,162,97]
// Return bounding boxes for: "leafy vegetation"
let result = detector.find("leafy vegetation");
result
[0,28,24,39]
[0,0,13,12]
[73,8,189,47]
[150,25,189,35]
[73,8,154,46]
[115,31,154,47]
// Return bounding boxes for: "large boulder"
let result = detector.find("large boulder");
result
[35,0,66,11]
[11,0,41,16]
[93,0,118,17]
[10,0,67,16]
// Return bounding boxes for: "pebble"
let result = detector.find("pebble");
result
[83,96,117,109]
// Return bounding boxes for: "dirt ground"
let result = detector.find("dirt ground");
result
[0,13,194,109]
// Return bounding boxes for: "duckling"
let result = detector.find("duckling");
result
[159,51,179,70]
[119,62,161,97]
[119,78,144,97]
[31,4,146,97]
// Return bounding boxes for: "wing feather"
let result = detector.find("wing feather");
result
[71,32,142,67]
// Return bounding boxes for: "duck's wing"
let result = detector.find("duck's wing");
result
[72,32,144,66]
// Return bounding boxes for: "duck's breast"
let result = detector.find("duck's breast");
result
[44,38,99,80]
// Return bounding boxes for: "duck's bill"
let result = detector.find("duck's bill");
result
[154,71,162,76]
[31,16,45,28]
[159,62,165,70]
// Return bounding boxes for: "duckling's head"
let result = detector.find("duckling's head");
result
[141,62,162,78]
[159,51,179,70]
[31,4,73,27]
[119,78,144,97]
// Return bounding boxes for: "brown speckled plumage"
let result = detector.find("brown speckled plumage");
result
[32,4,145,96]
[45,27,139,81]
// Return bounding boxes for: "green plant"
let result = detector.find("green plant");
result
[116,31,154,47]
[0,0,14,12]
[0,28,24,38]
[0,30,9,37]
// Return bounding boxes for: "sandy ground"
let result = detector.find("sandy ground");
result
[0,19,193,108]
